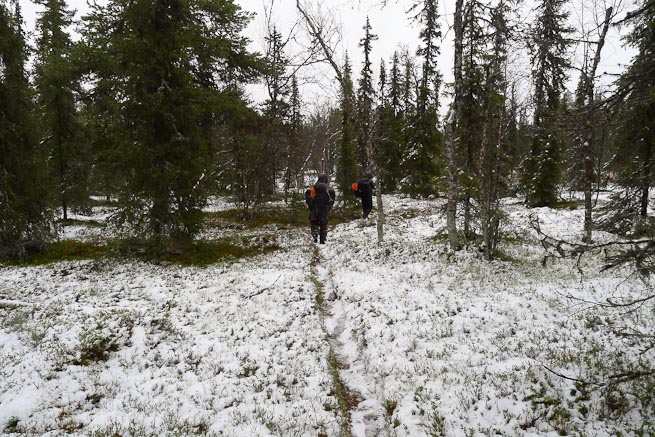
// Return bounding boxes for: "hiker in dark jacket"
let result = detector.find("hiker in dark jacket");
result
[355,173,375,219]
[305,174,336,244]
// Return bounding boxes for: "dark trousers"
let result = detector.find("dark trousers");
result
[310,218,328,243]
[362,196,373,218]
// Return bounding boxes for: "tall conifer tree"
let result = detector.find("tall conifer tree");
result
[81,0,259,239]
[264,26,291,197]
[478,0,511,258]
[337,54,359,203]
[0,1,50,257]
[524,0,572,207]
[376,57,403,191]
[403,0,443,197]
[600,0,655,235]
[357,17,378,172]
[459,0,486,236]
[34,0,88,221]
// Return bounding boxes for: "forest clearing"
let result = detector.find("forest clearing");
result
[1,193,653,436]
[2,0,654,434]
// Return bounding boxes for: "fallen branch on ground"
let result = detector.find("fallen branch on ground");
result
[245,275,282,298]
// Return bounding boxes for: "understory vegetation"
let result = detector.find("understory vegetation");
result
[1,0,653,434]
[1,194,653,436]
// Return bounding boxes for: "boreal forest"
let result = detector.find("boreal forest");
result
[0,0,654,435]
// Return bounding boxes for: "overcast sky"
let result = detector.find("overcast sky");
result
[19,0,636,113]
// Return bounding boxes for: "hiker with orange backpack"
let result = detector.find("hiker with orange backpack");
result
[352,173,375,219]
[305,174,336,244]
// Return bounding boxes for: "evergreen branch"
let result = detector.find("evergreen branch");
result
[614,1,655,25]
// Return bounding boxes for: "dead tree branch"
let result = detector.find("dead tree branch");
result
[295,0,344,85]
[245,275,282,298]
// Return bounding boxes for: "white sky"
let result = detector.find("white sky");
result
[19,0,636,113]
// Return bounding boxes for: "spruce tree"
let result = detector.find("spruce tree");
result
[263,26,291,197]
[337,54,359,203]
[459,0,486,236]
[524,0,572,207]
[478,0,511,258]
[81,0,259,239]
[285,75,304,200]
[357,17,378,172]
[376,57,403,191]
[403,0,443,197]
[599,0,655,236]
[390,51,403,115]
[0,1,50,257]
[34,0,88,221]
[401,49,417,171]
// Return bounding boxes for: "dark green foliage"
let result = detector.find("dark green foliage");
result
[357,17,378,171]
[525,135,562,207]
[263,26,291,198]
[402,0,443,198]
[0,3,51,258]
[457,0,486,235]
[337,55,359,203]
[220,93,271,210]
[600,0,655,233]
[402,106,442,198]
[285,75,306,199]
[598,187,655,237]
[375,53,404,192]
[34,0,90,220]
[80,0,260,239]
[524,0,572,207]
[477,1,512,257]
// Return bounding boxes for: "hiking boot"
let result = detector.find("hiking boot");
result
[312,235,318,243]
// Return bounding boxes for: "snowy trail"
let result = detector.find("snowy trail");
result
[2,195,652,436]
[313,245,385,437]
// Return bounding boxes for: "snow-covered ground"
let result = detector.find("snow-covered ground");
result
[1,194,653,436]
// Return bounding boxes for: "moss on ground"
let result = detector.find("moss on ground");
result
[7,237,280,267]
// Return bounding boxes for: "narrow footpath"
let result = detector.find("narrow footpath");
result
[311,245,384,437]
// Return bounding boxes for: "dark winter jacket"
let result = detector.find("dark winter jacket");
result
[356,176,374,199]
[305,175,335,222]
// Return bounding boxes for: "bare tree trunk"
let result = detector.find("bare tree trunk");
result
[295,0,343,85]
[463,196,471,239]
[444,0,465,251]
[641,142,653,218]
[480,127,490,258]
[582,7,613,243]
[376,175,384,243]
[444,121,459,251]
[284,156,292,204]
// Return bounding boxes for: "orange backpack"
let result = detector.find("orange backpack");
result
[351,182,358,192]
[309,186,317,198]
